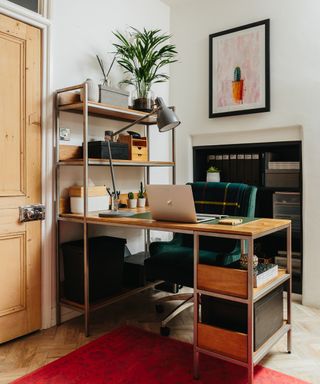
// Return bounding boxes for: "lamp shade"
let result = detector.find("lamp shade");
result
[155,97,181,132]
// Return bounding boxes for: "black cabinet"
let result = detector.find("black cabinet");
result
[193,141,303,293]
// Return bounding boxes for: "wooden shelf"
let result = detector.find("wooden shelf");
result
[253,269,289,302]
[59,101,157,125]
[58,158,174,167]
[60,281,158,313]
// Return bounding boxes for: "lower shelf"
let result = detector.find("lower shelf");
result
[60,281,158,312]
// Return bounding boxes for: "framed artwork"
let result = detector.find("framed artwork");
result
[209,19,270,118]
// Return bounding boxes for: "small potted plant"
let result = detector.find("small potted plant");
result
[137,182,146,208]
[206,166,220,182]
[127,192,137,209]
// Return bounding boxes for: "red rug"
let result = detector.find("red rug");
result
[12,326,308,384]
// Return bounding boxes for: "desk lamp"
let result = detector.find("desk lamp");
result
[99,97,180,217]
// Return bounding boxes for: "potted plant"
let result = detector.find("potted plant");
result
[112,27,177,111]
[127,192,137,208]
[137,182,146,208]
[206,166,220,182]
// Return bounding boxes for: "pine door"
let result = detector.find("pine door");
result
[0,13,42,343]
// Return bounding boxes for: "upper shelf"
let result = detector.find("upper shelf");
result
[59,101,157,125]
[58,159,175,167]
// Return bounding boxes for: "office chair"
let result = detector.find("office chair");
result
[145,182,257,336]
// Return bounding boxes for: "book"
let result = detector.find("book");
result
[244,154,252,184]
[254,263,278,288]
[252,153,260,185]
[237,154,245,183]
[222,154,230,181]
[218,218,243,225]
[229,154,238,182]
[228,261,279,287]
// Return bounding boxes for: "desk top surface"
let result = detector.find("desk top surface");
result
[60,209,291,238]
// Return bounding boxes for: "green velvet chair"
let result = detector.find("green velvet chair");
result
[145,182,257,336]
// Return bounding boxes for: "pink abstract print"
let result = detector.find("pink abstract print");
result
[216,30,261,108]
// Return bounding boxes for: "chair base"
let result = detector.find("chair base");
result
[155,293,194,332]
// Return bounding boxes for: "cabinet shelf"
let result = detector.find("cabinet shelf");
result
[58,159,175,167]
[59,101,157,125]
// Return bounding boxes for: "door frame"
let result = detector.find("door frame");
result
[0,0,54,329]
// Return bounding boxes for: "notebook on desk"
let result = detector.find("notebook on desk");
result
[146,184,228,223]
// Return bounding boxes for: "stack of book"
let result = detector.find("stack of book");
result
[254,263,279,288]
[274,250,301,275]
[229,260,279,288]
[207,153,260,185]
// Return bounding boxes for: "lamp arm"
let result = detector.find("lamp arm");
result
[107,139,117,197]
[107,107,157,202]
[110,107,158,138]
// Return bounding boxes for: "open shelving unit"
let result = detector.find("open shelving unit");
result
[55,83,176,336]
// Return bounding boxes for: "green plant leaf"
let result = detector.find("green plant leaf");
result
[112,27,178,96]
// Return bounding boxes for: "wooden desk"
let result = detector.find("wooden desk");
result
[58,210,292,384]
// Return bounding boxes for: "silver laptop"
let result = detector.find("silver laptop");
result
[146,184,228,223]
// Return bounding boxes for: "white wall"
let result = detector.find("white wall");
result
[168,0,320,307]
[50,0,171,323]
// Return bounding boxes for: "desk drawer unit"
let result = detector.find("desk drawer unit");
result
[132,145,148,161]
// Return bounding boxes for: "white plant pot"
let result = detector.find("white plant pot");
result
[206,172,220,182]
[127,199,137,209]
[138,197,146,208]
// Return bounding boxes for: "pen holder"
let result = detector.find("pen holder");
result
[111,195,120,211]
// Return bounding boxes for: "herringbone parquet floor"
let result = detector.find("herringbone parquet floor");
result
[0,289,318,383]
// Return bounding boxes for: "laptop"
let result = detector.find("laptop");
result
[146,184,228,223]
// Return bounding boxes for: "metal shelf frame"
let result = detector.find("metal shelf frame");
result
[55,83,176,336]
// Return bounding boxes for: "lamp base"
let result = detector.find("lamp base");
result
[99,211,135,218]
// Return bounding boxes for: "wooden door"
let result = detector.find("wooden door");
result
[0,14,41,343]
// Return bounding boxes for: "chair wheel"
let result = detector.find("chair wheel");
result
[155,304,164,314]
[160,326,170,336]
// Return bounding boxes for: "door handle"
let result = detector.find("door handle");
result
[19,204,45,222]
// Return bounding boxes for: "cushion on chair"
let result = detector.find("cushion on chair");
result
[146,241,241,287]
[145,182,257,288]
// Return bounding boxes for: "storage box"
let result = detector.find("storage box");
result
[61,236,126,303]
[273,192,301,232]
[70,195,109,213]
[265,169,299,188]
[198,323,247,362]
[201,285,284,351]
[69,185,107,197]
[198,264,248,298]
[58,92,81,106]
[119,135,148,161]
[99,85,129,108]
[59,145,82,161]
[87,141,129,160]
[123,252,147,287]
